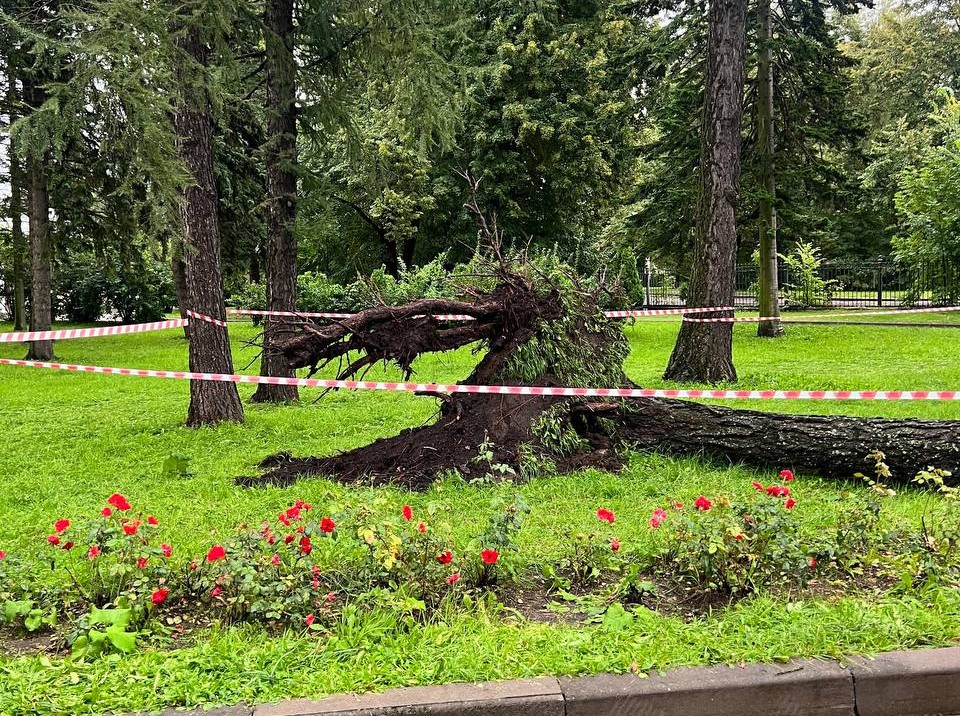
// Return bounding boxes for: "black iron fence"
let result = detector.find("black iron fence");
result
[643,258,960,309]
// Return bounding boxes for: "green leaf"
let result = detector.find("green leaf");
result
[105,625,137,653]
[89,607,131,629]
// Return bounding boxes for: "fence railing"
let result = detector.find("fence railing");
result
[643,258,960,309]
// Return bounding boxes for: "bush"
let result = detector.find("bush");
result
[780,241,841,309]
[55,254,175,323]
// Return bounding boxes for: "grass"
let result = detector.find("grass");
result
[0,316,958,715]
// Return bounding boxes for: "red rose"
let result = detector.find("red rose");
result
[54,519,70,534]
[107,493,132,511]
[284,533,295,545]
[62,541,74,551]
[137,557,148,569]
[672,502,684,510]
[785,497,796,510]
[299,536,312,555]
[735,534,744,541]
[808,557,818,570]
[0,551,6,560]
[47,535,60,546]
[285,506,301,521]
[694,496,712,511]
[319,517,336,534]
[122,519,140,536]
[437,550,453,565]
[161,544,172,558]
[447,573,461,585]
[481,549,499,565]
[596,508,615,524]
[210,585,223,598]
[751,481,764,492]
[147,516,159,526]
[326,591,335,603]
[151,588,169,605]
[417,522,427,534]
[278,513,291,527]
[271,554,280,566]
[402,505,413,521]
[305,614,315,627]
[206,545,226,562]
[610,538,621,552]
[88,545,101,559]
[101,507,112,518]
[780,469,795,482]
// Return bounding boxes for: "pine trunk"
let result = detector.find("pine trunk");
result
[618,399,960,484]
[174,24,244,427]
[171,249,191,340]
[664,0,748,383]
[756,0,782,338]
[7,60,26,331]
[252,0,299,403]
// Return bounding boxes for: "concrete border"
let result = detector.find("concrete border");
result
[131,646,960,716]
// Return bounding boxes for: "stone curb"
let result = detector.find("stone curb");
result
[132,646,960,716]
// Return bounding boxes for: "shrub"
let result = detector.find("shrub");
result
[780,241,840,309]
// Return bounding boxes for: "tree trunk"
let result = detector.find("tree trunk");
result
[171,247,191,340]
[616,399,960,485]
[664,0,748,383]
[23,73,53,361]
[756,0,782,338]
[7,59,26,331]
[174,23,244,427]
[252,0,299,403]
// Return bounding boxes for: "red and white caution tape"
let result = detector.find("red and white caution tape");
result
[0,319,187,344]
[683,315,780,323]
[185,310,228,327]
[684,304,960,323]
[2,358,958,401]
[228,306,736,321]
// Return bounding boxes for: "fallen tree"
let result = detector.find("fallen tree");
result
[240,262,959,490]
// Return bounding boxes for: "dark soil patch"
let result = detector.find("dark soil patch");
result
[0,632,59,656]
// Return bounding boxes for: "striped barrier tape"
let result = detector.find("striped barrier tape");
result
[2,357,958,401]
[185,310,229,327]
[227,306,737,321]
[0,319,188,344]
[683,304,960,323]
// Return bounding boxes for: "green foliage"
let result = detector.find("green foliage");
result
[780,241,840,309]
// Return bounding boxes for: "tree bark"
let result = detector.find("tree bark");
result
[7,59,26,331]
[171,248,191,340]
[23,73,53,361]
[174,23,244,427]
[756,0,782,338]
[252,0,299,403]
[664,0,748,383]
[616,399,960,485]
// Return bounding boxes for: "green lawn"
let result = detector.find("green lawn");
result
[0,317,958,715]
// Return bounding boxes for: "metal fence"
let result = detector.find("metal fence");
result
[643,258,960,309]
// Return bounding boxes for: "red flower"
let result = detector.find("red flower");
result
[54,519,70,534]
[481,549,499,565]
[780,469,795,482]
[296,525,305,534]
[437,550,453,565]
[765,485,790,498]
[734,534,744,541]
[278,513,291,527]
[299,536,312,555]
[101,507,112,518]
[326,592,336,603]
[694,496,712,511]
[808,557,818,570]
[137,557,148,569]
[286,505,301,520]
[151,588,169,605]
[62,541,74,551]
[305,614,315,627]
[596,508,616,524]
[402,505,413,521]
[272,554,280,566]
[319,517,336,534]
[122,519,140,536]
[785,497,796,510]
[417,522,427,534]
[147,516,159,526]
[610,538,621,552]
[672,501,684,510]
[107,493,132,511]
[206,545,226,562]
[47,535,60,546]
[161,544,172,558]
[447,573,461,585]
[649,508,668,529]
[284,533,295,545]
[0,551,6,560]
[210,585,223,598]
[751,481,764,492]
[88,545,102,559]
